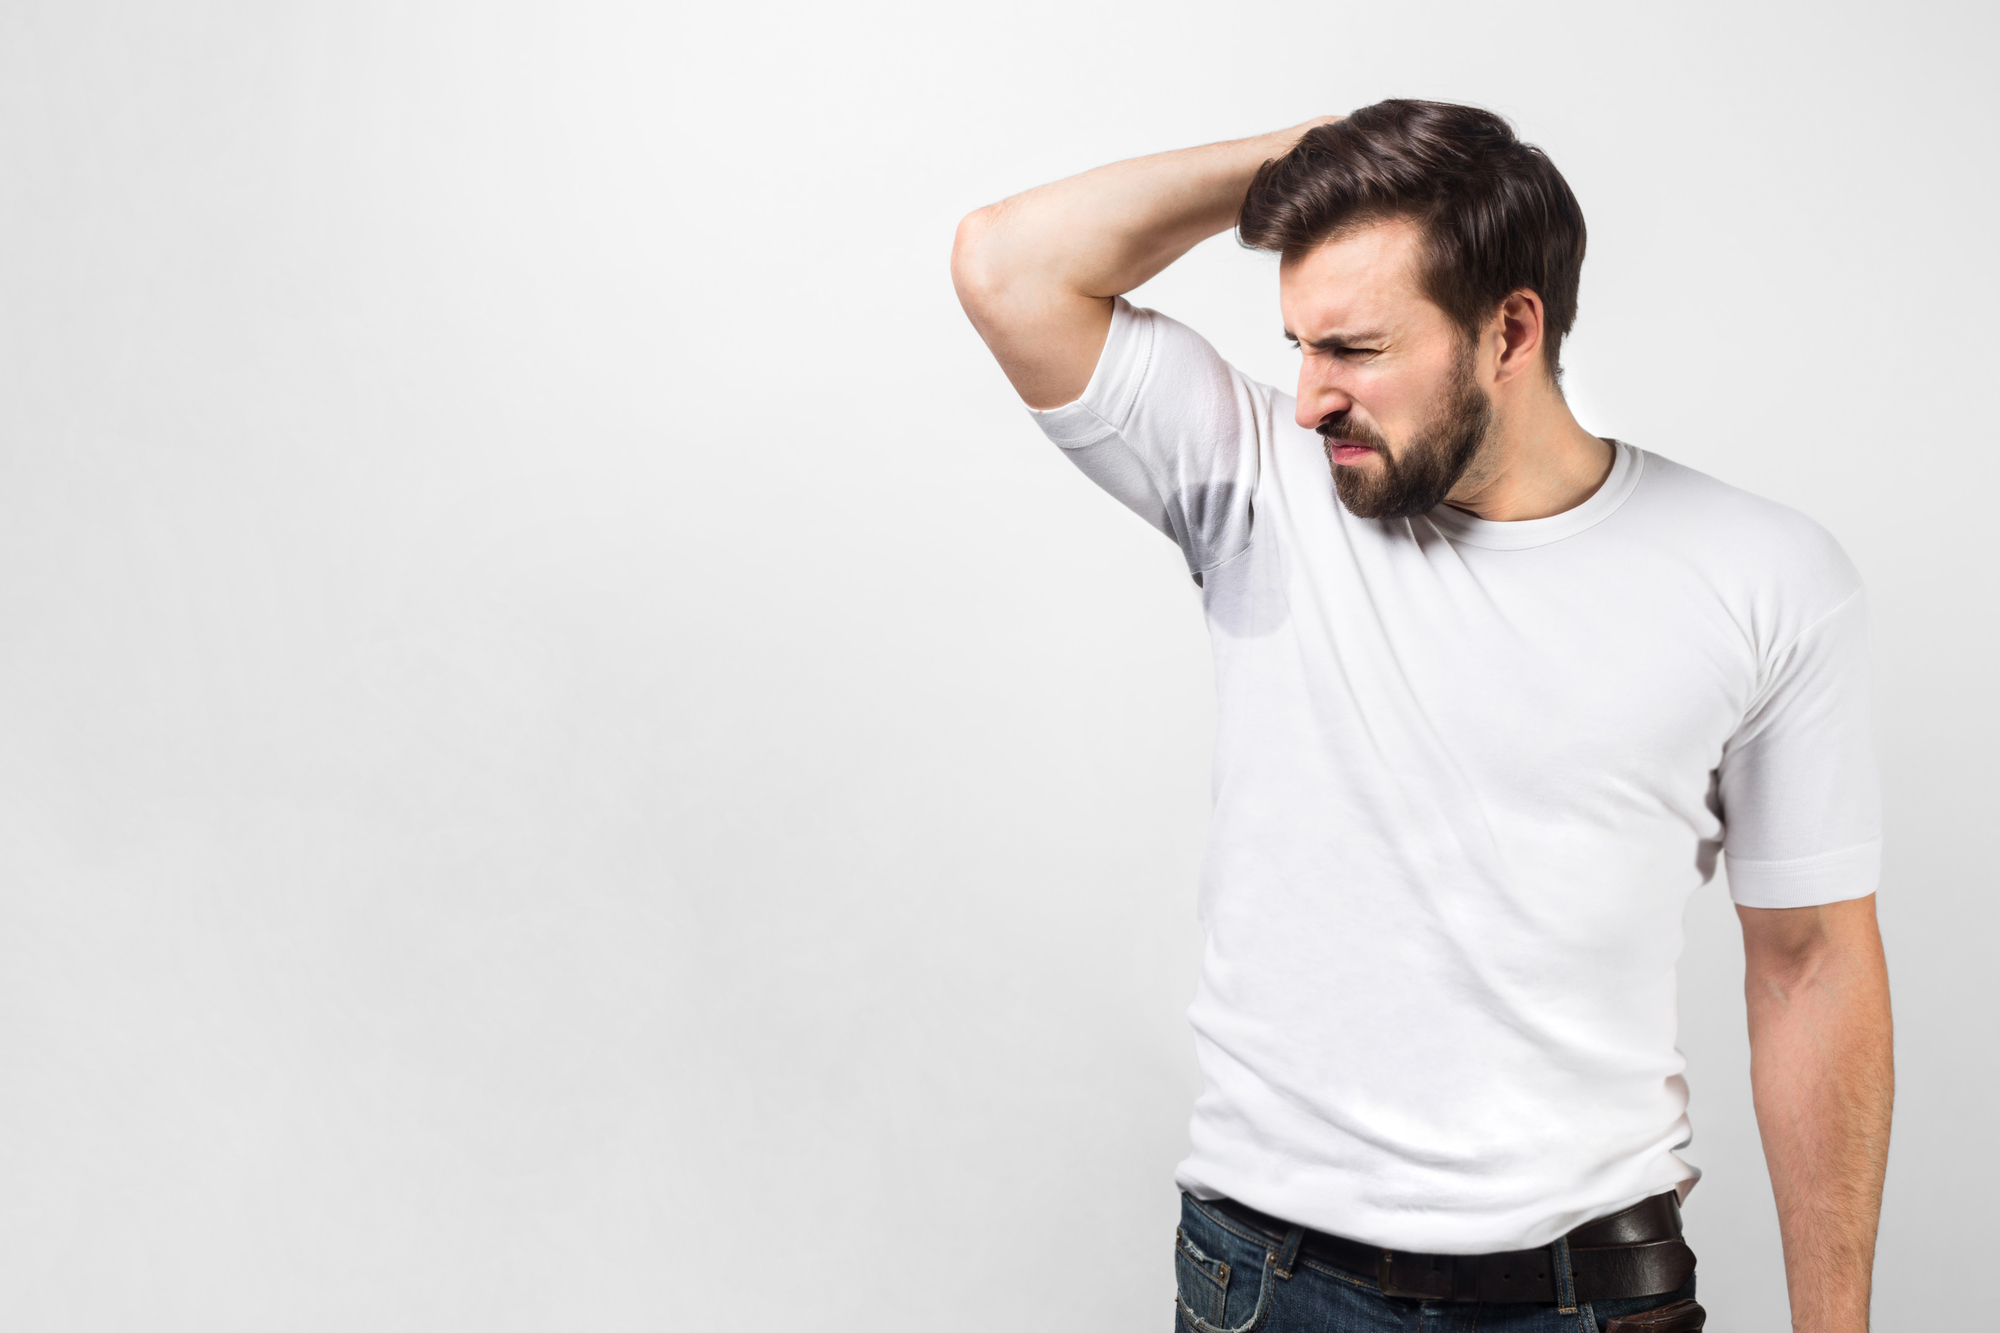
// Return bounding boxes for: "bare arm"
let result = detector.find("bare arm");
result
[1738,894,1893,1332]
[950,119,1333,410]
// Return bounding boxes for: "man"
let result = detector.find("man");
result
[951,101,1891,1332]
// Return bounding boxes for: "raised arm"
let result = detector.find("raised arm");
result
[950,119,1334,410]
[1738,895,1893,1332]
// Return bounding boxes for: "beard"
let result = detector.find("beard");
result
[1318,345,1494,521]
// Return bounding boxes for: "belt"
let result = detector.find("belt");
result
[1205,1191,1695,1304]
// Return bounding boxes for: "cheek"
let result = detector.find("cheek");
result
[1354,366,1435,429]
[1342,369,1399,428]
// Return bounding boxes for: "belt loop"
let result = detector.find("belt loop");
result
[1274,1226,1304,1280]
[1550,1235,1578,1313]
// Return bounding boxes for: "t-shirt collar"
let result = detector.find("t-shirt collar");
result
[1420,440,1643,550]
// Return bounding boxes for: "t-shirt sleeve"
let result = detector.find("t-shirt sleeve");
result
[1717,587,1883,908]
[1027,297,1265,579]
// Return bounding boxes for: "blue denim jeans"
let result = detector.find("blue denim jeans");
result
[1173,1193,1699,1332]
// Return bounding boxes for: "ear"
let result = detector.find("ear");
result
[1491,290,1546,386]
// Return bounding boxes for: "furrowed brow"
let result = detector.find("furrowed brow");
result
[1284,328,1387,351]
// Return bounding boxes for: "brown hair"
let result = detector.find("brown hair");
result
[1239,100,1587,377]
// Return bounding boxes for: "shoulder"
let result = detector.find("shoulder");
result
[1111,302,1289,443]
[1624,448,1862,611]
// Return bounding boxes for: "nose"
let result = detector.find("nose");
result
[1294,366,1353,432]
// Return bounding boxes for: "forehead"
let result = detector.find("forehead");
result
[1278,216,1441,337]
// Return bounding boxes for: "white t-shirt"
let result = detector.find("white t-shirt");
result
[1030,298,1880,1254]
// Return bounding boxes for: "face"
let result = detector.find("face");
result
[1281,218,1494,520]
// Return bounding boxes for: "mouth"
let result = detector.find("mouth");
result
[1317,414,1383,468]
[1323,439,1379,467]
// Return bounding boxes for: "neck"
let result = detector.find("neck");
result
[1444,373,1613,523]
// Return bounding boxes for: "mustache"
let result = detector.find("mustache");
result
[1315,413,1387,449]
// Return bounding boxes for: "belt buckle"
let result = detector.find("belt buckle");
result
[1376,1249,1455,1300]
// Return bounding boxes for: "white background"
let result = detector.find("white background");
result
[1,0,1992,1327]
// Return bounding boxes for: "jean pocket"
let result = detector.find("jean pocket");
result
[1174,1227,1231,1328]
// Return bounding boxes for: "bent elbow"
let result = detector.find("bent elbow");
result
[951,206,1007,313]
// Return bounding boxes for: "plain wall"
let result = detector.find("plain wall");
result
[0,0,1991,1327]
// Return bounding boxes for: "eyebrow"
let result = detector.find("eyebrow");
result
[1280,326,1392,352]
[1283,328,1389,351]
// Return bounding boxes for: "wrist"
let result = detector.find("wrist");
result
[1251,115,1339,162]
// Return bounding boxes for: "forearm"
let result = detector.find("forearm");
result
[952,119,1331,407]
[959,123,1319,303]
[1740,897,1893,1332]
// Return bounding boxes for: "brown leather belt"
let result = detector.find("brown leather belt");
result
[1206,1191,1695,1303]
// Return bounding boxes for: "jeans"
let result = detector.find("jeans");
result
[1173,1193,1700,1333]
